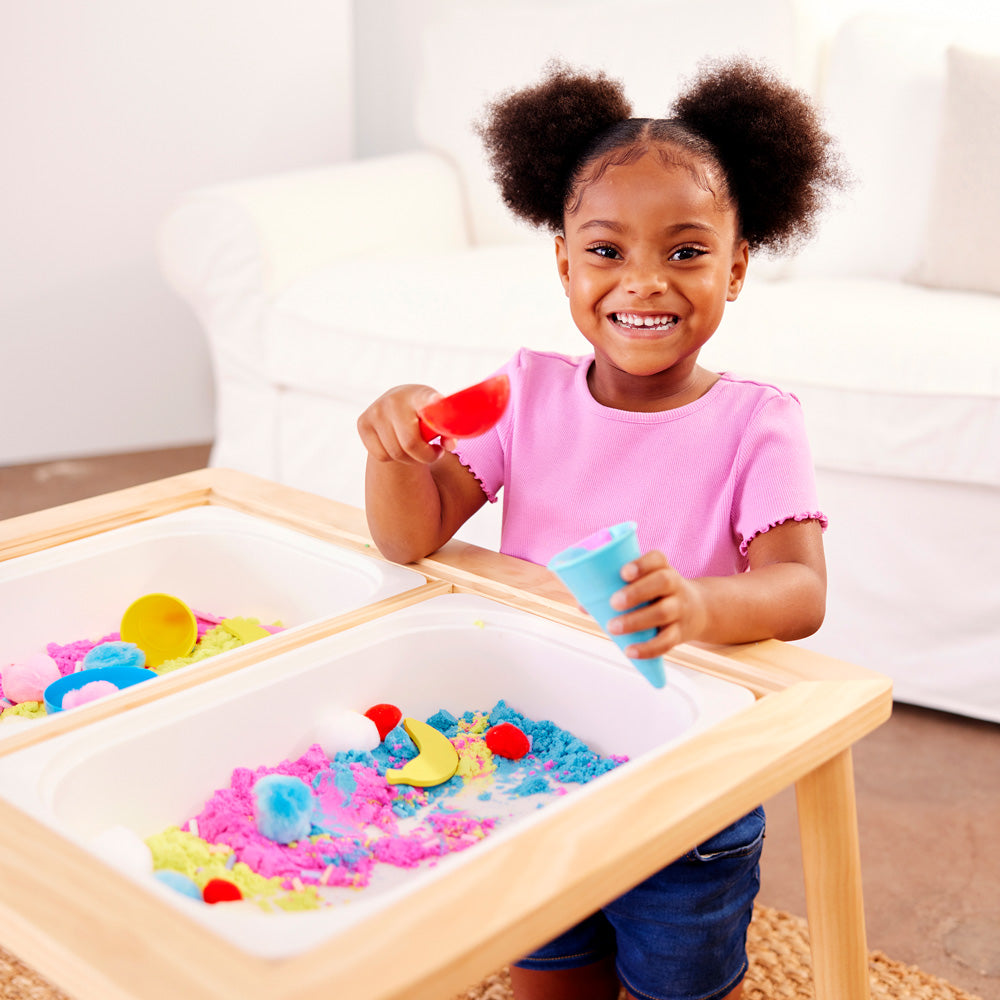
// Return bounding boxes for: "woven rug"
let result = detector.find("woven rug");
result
[0,906,983,1000]
[449,907,985,1000]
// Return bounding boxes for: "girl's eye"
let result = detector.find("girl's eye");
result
[670,246,706,261]
[588,244,622,261]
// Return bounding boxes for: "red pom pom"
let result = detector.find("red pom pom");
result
[364,703,402,741]
[485,722,530,760]
[202,878,243,904]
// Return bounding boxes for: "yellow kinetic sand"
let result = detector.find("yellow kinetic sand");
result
[219,617,271,643]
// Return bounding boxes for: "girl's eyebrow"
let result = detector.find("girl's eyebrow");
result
[578,218,625,232]
[578,218,720,237]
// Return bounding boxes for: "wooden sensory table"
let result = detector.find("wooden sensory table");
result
[0,469,892,1000]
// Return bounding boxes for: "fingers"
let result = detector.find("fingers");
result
[357,385,452,465]
[605,551,706,656]
[611,551,671,606]
[618,620,685,660]
[607,595,684,658]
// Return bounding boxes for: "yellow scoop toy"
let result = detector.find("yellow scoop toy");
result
[120,593,198,668]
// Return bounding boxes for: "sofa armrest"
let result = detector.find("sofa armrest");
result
[157,150,469,479]
[158,150,470,316]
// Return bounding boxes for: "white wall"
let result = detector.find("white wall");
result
[1,0,353,466]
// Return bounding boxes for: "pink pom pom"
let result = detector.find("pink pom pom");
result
[3,653,62,704]
[62,680,120,710]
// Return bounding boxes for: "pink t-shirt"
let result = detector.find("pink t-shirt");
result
[455,349,826,577]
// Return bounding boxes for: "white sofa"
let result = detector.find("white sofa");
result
[159,0,1000,722]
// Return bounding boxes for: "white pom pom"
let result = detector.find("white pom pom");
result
[313,708,380,756]
[90,825,154,875]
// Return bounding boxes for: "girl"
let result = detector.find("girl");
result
[358,59,845,1000]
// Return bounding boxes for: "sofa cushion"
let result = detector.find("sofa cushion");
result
[793,13,1000,284]
[914,46,1000,296]
[793,14,948,282]
[264,243,583,402]
[700,276,1000,487]
[267,246,1000,488]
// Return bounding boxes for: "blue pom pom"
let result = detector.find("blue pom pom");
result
[154,869,203,900]
[254,774,314,844]
[82,641,146,671]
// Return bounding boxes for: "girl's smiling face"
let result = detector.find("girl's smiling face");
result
[555,145,748,411]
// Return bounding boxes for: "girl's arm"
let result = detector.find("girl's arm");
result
[358,385,487,564]
[606,518,827,656]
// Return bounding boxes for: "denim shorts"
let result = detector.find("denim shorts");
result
[514,806,765,1000]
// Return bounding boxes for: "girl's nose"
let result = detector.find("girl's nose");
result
[625,257,668,297]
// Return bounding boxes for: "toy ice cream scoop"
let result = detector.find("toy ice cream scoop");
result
[418,374,510,441]
[548,522,666,688]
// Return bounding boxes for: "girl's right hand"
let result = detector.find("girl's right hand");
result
[357,384,457,464]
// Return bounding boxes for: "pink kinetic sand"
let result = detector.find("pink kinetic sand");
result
[149,701,627,912]
[1,610,282,724]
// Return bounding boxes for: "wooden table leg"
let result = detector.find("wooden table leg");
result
[795,748,871,1000]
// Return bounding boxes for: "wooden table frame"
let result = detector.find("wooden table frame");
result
[0,469,891,1000]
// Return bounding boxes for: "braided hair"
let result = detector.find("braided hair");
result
[476,58,847,255]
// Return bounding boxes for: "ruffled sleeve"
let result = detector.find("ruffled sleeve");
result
[451,353,523,504]
[733,392,827,556]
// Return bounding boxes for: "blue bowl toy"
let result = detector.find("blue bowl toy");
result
[548,522,666,688]
[43,666,158,714]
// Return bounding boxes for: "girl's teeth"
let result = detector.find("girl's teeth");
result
[615,313,676,329]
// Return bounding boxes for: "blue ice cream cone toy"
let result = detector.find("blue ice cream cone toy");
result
[548,522,666,688]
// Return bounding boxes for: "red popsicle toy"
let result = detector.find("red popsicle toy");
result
[418,374,510,442]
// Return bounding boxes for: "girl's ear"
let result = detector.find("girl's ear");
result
[555,235,571,296]
[727,239,750,302]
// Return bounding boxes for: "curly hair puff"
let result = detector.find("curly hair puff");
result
[669,57,848,254]
[476,57,848,256]
[475,61,632,231]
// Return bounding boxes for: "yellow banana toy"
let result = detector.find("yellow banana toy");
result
[385,717,460,788]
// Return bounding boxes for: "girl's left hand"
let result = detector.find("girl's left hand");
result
[606,550,707,657]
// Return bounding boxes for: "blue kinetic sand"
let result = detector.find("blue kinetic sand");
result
[548,522,665,688]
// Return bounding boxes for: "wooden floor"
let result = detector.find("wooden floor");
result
[0,444,212,520]
[1,445,999,1000]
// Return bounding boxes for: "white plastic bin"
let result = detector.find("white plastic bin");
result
[0,593,754,958]
[0,506,425,734]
